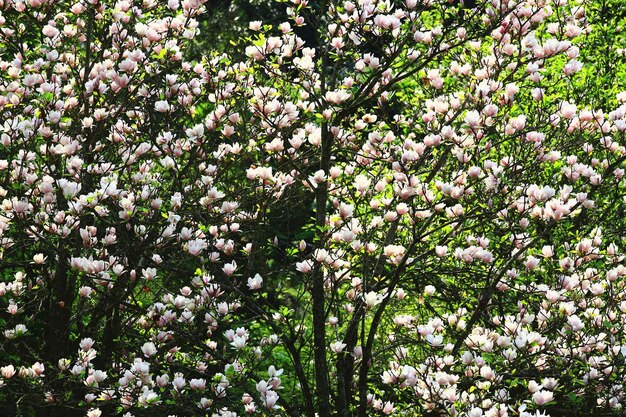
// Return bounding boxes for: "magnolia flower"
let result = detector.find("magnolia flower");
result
[363,291,383,308]
[532,390,554,405]
[190,378,206,390]
[249,21,262,31]
[142,268,157,281]
[256,379,269,394]
[264,390,279,409]
[381,370,398,384]
[528,380,542,393]
[247,273,263,290]
[350,346,362,359]
[173,376,186,391]
[70,365,84,376]
[186,239,206,257]
[140,389,160,405]
[354,175,371,193]
[42,24,60,38]
[542,378,558,390]
[86,409,102,417]
[330,37,344,51]
[524,256,540,270]
[1,365,15,379]
[5,300,17,315]
[32,253,46,264]
[78,286,94,298]
[57,359,70,371]
[156,374,169,387]
[141,342,157,357]
[324,90,351,105]
[468,408,483,417]
[80,338,94,351]
[14,324,27,336]
[231,335,247,350]
[465,110,481,127]
[222,261,237,276]
[567,315,584,331]
[31,362,44,376]
[426,334,443,347]
[479,365,496,381]
[382,401,395,415]
[330,341,347,353]
[296,261,313,274]
[92,370,107,382]
[268,365,283,378]
[155,100,170,113]
[309,170,327,185]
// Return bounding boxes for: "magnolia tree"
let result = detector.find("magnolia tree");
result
[2,0,626,416]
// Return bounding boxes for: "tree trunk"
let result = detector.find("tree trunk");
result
[312,123,332,417]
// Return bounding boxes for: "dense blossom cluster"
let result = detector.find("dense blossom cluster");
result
[1,0,626,416]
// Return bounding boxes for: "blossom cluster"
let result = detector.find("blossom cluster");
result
[1,0,626,416]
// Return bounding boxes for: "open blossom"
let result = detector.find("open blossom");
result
[223,261,237,276]
[92,370,107,382]
[80,338,95,351]
[382,401,395,415]
[141,342,157,357]
[190,378,206,390]
[364,291,383,308]
[231,335,248,350]
[524,256,540,270]
[264,390,280,409]
[142,267,157,281]
[426,334,443,347]
[296,260,313,273]
[86,409,102,417]
[542,378,558,390]
[528,381,542,394]
[173,376,186,391]
[14,324,27,336]
[247,273,263,290]
[532,390,554,405]
[249,20,262,31]
[188,239,207,256]
[1,365,15,379]
[331,37,344,51]
[354,175,371,193]
[154,100,170,113]
[465,110,481,127]
[32,253,46,264]
[31,362,45,376]
[78,286,94,297]
[325,90,351,104]
[567,315,584,331]
[330,341,347,353]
